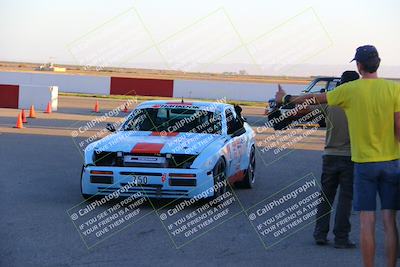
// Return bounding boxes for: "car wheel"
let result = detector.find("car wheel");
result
[213,158,227,198]
[82,193,92,200]
[235,146,256,189]
[80,165,93,200]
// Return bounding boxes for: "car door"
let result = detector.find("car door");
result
[224,107,248,180]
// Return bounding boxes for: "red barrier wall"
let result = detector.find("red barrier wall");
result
[110,77,173,97]
[0,84,19,108]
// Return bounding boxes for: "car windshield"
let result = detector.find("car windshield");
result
[122,107,222,134]
[307,80,328,93]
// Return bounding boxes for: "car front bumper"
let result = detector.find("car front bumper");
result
[81,165,215,199]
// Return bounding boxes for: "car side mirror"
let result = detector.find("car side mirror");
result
[228,119,245,137]
[231,128,245,137]
[320,88,326,93]
[106,123,116,132]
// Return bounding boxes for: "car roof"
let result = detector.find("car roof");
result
[312,76,341,81]
[136,100,232,111]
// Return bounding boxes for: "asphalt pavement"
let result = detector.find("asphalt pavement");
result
[0,96,393,267]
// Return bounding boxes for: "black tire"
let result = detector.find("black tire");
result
[212,158,227,198]
[80,165,93,200]
[235,146,256,189]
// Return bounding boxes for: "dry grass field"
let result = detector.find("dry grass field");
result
[0,61,311,85]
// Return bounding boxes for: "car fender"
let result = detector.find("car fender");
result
[83,141,98,165]
[191,136,228,171]
[241,123,255,167]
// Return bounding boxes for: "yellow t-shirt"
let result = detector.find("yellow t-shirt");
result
[327,78,400,163]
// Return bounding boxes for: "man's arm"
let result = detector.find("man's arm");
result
[275,84,327,105]
[395,112,400,142]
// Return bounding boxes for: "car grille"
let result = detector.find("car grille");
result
[168,154,196,168]
[98,185,189,197]
[169,178,196,186]
[90,175,113,184]
[94,152,117,166]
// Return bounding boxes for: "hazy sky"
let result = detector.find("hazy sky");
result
[0,0,399,76]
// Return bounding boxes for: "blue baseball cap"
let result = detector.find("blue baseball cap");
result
[351,45,380,63]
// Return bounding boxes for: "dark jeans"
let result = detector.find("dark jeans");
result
[314,155,354,242]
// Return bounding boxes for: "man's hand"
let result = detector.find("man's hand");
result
[274,84,328,106]
[275,84,286,104]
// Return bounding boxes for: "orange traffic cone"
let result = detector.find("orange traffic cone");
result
[123,103,129,113]
[28,105,36,118]
[14,112,23,129]
[21,109,27,123]
[44,102,52,114]
[94,100,100,113]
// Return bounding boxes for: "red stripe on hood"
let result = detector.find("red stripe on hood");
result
[151,131,179,136]
[131,143,164,154]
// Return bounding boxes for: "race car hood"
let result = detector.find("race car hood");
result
[92,131,223,155]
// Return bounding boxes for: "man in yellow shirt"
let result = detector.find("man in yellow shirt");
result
[275,45,400,267]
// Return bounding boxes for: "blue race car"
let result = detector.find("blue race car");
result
[81,100,256,199]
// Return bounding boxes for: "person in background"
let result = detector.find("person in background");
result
[313,71,360,249]
[275,45,400,267]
